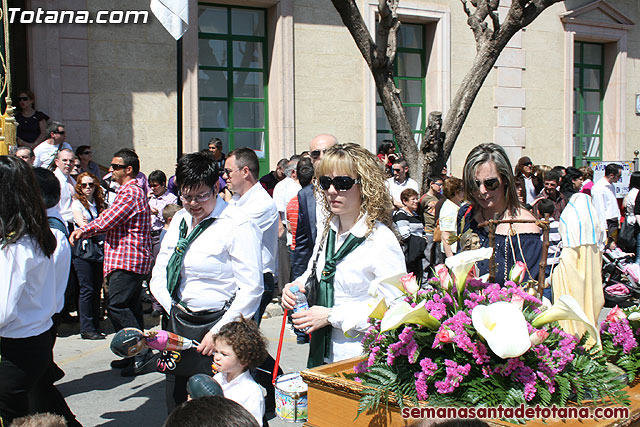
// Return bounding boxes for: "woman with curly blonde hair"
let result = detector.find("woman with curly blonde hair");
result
[71,172,107,340]
[282,143,406,368]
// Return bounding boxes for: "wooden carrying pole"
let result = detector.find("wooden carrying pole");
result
[0,0,16,154]
[478,216,551,298]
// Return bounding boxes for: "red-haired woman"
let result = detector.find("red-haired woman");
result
[72,172,107,340]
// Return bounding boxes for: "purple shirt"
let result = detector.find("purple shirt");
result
[149,189,178,231]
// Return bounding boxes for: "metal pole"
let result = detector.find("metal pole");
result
[634,150,639,172]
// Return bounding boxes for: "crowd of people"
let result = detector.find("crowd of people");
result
[0,92,632,426]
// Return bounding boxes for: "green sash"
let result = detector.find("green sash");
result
[166,217,215,301]
[307,228,365,368]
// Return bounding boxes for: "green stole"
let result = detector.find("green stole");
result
[307,228,365,368]
[166,217,216,302]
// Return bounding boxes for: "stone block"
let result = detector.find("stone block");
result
[494,87,526,108]
[62,93,90,121]
[494,126,526,147]
[63,119,91,147]
[497,68,522,88]
[497,107,522,127]
[60,38,88,66]
[61,66,89,93]
[506,31,522,49]
[495,47,525,69]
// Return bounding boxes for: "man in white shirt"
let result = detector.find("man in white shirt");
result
[53,149,77,230]
[33,121,73,169]
[385,159,419,209]
[223,148,279,324]
[272,156,302,287]
[591,163,622,247]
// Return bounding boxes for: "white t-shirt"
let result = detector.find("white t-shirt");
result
[71,199,98,226]
[385,177,419,204]
[214,370,264,426]
[33,141,73,169]
[439,199,460,253]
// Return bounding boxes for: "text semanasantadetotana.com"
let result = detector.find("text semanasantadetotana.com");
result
[8,8,149,24]
[402,404,630,420]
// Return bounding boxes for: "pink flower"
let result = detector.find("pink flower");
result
[400,272,419,294]
[436,328,455,343]
[434,264,453,291]
[510,294,525,311]
[606,306,626,323]
[529,329,549,345]
[509,261,527,284]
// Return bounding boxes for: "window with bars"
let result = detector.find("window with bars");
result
[376,23,426,149]
[198,4,269,166]
[573,41,603,166]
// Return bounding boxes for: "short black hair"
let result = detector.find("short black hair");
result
[297,157,314,187]
[163,396,259,427]
[537,198,555,216]
[228,148,259,180]
[149,170,167,185]
[113,148,140,175]
[544,170,562,184]
[75,145,90,157]
[208,137,223,150]
[605,163,622,177]
[175,151,219,192]
[33,167,61,209]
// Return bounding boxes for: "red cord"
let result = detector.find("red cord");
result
[273,308,288,385]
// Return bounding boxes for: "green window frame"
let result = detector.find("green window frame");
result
[573,41,604,166]
[376,23,427,148]
[198,3,269,174]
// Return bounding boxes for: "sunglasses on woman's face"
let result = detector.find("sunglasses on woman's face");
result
[318,175,360,191]
[18,96,30,102]
[474,177,501,191]
[81,182,95,188]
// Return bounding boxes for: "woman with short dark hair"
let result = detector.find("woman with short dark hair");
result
[457,143,542,284]
[150,151,263,411]
[393,188,426,278]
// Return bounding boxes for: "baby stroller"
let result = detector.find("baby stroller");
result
[602,248,640,308]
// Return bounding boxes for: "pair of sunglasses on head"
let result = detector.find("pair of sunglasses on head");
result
[318,176,360,191]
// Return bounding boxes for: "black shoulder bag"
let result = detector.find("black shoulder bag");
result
[304,227,330,306]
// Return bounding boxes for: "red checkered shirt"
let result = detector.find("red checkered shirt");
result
[81,179,152,277]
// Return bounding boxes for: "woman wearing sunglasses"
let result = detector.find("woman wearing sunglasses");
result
[282,143,406,368]
[15,90,49,149]
[457,143,542,285]
[72,172,108,340]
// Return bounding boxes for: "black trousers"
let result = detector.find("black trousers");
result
[74,257,104,334]
[253,272,274,326]
[107,269,145,332]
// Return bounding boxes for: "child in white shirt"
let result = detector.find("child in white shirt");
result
[212,317,268,426]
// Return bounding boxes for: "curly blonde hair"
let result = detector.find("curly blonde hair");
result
[314,143,393,234]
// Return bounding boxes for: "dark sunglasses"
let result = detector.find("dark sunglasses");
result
[110,163,127,170]
[53,130,65,135]
[522,162,532,167]
[18,96,30,101]
[474,177,501,191]
[81,183,95,188]
[310,149,326,159]
[81,151,91,155]
[318,175,360,191]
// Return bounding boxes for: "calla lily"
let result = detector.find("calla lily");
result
[606,306,626,323]
[380,300,441,333]
[445,248,493,296]
[400,273,419,294]
[369,272,409,303]
[434,264,453,291]
[530,329,549,345]
[531,295,600,347]
[472,301,531,359]
[509,261,527,284]
[629,312,640,322]
[368,298,388,320]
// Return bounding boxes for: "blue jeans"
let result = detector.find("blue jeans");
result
[635,232,640,264]
[542,264,554,303]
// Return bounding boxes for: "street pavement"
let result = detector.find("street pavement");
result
[54,304,308,427]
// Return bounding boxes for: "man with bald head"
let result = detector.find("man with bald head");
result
[308,134,337,165]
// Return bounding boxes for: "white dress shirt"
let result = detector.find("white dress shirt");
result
[523,175,536,205]
[273,177,302,246]
[150,196,263,333]
[591,177,620,228]
[55,167,76,223]
[385,177,419,204]
[230,182,279,275]
[295,214,406,364]
[0,234,70,338]
[214,370,264,426]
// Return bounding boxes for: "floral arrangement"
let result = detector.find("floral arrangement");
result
[600,305,640,382]
[353,249,629,418]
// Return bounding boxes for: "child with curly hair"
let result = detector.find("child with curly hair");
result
[212,317,268,426]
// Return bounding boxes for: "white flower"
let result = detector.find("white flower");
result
[380,300,441,333]
[472,301,531,359]
[400,273,419,294]
[445,248,493,296]
[629,312,640,322]
[531,295,600,347]
[509,261,527,284]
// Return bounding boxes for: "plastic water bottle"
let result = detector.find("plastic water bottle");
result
[290,285,310,332]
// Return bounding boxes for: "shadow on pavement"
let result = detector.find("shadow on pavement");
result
[97,380,167,426]
[57,367,161,398]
